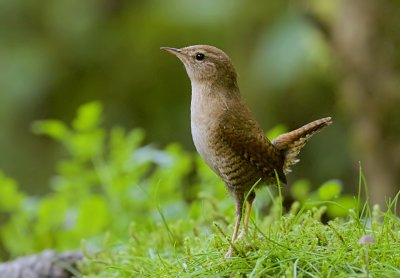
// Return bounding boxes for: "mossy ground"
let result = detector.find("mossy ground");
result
[82,188,400,277]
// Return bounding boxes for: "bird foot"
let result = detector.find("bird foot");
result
[224,230,248,258]
[224,246,233,258]
[237,229,247,240]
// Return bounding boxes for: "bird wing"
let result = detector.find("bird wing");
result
[219,114,287,184]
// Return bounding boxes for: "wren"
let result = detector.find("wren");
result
[161,45,332,257]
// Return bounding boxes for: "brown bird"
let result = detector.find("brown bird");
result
[161,45,332,257]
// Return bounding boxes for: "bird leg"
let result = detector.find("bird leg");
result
[225,191,256,258]
[231,194,244,242]
[225,193,244,258]
[239,190,256,239]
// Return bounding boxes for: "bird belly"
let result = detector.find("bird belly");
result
[191,120,219,174]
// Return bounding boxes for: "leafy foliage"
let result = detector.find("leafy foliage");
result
[0,101,224,260]
[290,178,358,218]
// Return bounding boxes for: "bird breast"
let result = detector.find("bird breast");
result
[190,82,226,174]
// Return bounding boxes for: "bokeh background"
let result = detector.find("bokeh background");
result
[1,0,399,207]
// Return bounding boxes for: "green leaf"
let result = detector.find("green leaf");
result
[0,171,24,211]
[76,196,110,235]
[31,120,69,140]
[36,196,68,231]
[326,196,358,217]
[318,179,342,200]
[72,101,102,131]
[290,179,311,201]
[267,124,288,140]
[68,129,104,159]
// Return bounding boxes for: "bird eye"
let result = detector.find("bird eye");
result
[195,53,205,61]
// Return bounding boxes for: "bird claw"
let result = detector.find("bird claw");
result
[224,246,233,258]
[224,229,248,258]
[237,229,246,240]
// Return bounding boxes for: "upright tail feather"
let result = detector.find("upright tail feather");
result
[272,117,332,174]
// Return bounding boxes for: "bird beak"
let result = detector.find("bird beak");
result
[160,47,181,56]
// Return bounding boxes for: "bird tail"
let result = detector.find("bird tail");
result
[272,117,332,174]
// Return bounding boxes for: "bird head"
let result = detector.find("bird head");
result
[161,45,237,86]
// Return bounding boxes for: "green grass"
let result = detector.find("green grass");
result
[82,181,400,277]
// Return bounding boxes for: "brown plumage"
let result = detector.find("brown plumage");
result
[161,45,332,257]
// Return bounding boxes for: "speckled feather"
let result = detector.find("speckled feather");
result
[216,108,286,192]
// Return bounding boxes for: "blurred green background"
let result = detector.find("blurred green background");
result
[1,0,399,206]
